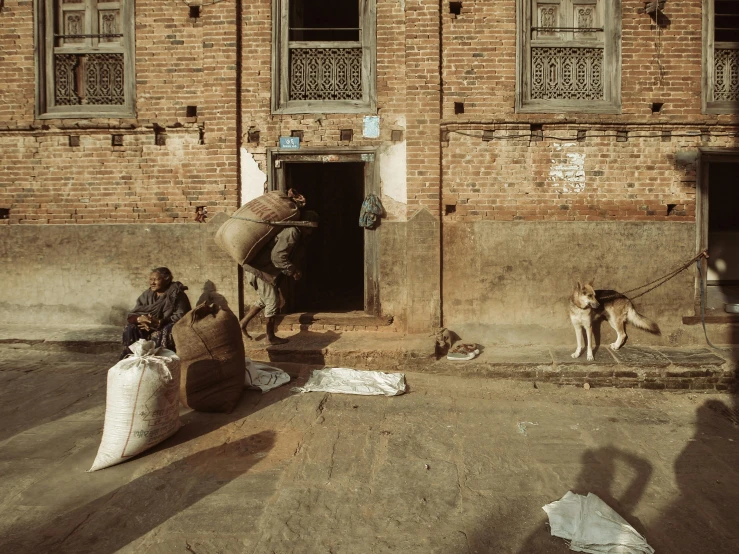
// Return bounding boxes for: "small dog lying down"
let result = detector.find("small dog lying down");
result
[569,281,660,361]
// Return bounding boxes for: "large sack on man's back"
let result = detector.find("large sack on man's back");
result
[215,190,300,265]
[89,340,181,472]
[172,303,246,412]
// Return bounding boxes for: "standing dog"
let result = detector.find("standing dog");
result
[569,281,660,360]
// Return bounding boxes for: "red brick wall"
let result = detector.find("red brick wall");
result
[0,0,238,224]
[440,0,738,223]
[2,1,737,226]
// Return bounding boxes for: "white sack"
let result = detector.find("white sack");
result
[291,367,406,396]
[245,358,291,392]
[89,340,181,472]
[543,491,654,554]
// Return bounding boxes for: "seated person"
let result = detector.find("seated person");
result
[120,267,191,358]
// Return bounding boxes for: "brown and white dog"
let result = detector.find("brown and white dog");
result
[569,281,660,360]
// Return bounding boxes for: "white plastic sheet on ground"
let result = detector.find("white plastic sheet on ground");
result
[291,367,406,396]
[244,358,291,392]
[543,491,654,554]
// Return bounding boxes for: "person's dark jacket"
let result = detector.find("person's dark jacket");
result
[128,281,191,325]
[243,227,303,285]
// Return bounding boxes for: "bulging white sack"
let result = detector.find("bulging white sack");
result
[89,340,181,472]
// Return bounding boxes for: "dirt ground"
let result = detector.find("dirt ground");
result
[0,345,737,553]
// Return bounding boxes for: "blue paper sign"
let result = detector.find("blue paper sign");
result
[279,136,300,149]
[363,116,380,138]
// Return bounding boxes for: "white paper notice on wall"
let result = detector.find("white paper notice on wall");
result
[363,116,380,138]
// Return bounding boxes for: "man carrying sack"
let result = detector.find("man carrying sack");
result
[240,189,319,345]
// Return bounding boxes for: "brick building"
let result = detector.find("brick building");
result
[1,1,737,345]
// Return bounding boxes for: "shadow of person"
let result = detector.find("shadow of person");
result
[196,279,230,310]
[646,396,739,553]
[0,430,276,554]
[512,446,653,553]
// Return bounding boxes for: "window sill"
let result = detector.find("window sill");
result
[37,110,136,120]
[516,101,622,115]
[703,101,739,115]
[273,100,376,115]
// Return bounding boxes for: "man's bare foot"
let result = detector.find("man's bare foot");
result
[241,327,253,340]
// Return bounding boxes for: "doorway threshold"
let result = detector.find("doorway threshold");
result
[274,311,393,332]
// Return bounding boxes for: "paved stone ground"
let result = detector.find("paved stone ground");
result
[0,345,738,553]
[1,324,737,390]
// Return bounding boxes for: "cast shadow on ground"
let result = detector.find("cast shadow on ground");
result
[645,394,739,553]
[0,430,275,553]
[195,279,230,310]
[467,393,739,553]
[141,377,293,460]
[507,446,653,553]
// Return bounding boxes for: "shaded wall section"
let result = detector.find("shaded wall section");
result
[0,222,238,326]
[442,221,707,345]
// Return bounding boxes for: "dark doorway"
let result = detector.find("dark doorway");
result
[706,162,739,312]
[285,162,365,312]
[289,0,360,41]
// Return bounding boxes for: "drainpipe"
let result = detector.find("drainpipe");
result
[438,0,445,328]
[236,0,244,319]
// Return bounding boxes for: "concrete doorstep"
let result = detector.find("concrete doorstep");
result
[0,324,737,390]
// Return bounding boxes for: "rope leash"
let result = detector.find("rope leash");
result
[598,250,731,351]
[696,258,732,351]
[599,251,708,302]
[228,215,319,228]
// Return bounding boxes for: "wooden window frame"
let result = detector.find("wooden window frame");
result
[703,0,739,113]
[516,0,621,114]
[34,0,136,119]
[271,0,377,114]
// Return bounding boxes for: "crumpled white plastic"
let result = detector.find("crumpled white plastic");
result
[543,491,654,554]
[244,358,291,393]
[291,367,406,396]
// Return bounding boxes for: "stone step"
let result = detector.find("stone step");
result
[245,337,738,391]
[1,325,736,391]
[268,311,396,333]
[243,330,434,371]
[423,345,738,391]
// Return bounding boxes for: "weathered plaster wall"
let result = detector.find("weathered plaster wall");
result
[0,222,238,326]
[442,221,709,345]
[240,148,267,206]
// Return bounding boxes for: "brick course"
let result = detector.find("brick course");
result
[1,0,738,225]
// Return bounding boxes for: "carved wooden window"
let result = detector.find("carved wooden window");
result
[272,0,376,114]
[517,0,621,113]
[704,0,739,113]
[36,0,135,118]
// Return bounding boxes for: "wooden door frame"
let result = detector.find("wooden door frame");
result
[266,146,381,315]
[696,148,739,311]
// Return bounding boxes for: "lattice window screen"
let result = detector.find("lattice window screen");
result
[290,48,363,101]
[714,49,739,101]
[526,0,608,103]
[710,1,739,105]
[44,0,129,111]
[531,47,603,100]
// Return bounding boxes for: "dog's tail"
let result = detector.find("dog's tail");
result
[627,306,661,335]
